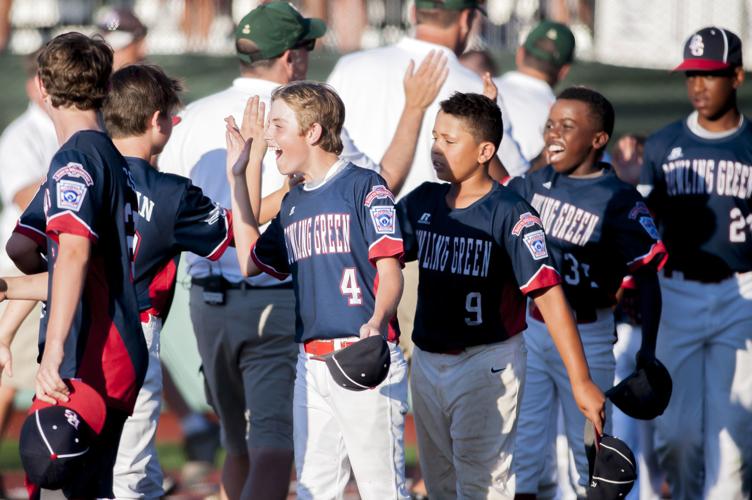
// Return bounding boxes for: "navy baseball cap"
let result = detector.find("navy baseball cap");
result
[674,27,743,72]
[20,380,106,488]
[318,336,391,391]
[584,422,637,500]
[605,357,672,420]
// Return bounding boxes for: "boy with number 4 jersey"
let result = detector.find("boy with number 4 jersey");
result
[396,92,605,498]
[227,82,409,499]
[508,87,667,498]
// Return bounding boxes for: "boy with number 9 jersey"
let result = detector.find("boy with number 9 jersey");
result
[397,92,605,498]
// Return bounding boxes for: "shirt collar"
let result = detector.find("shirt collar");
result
[686,110,744,140]
[396,37,459,63]
[231,77,281,95]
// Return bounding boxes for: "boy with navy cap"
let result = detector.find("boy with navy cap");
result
[639,26,752,499]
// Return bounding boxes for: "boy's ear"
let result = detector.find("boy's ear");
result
[149,110,161,130]
[306,122,323,146]
[35,75,49,103]
[733,66,745,89]
[477,141,496,164]
[592,131,610,151]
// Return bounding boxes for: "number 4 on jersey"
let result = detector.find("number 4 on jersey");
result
[340,268,363,305]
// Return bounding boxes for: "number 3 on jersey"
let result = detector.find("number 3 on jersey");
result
[340,268,363,305]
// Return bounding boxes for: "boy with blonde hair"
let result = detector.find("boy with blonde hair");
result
[227,81,409,499]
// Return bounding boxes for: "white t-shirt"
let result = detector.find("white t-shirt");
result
[0,102,57,273]
[494,71,556,177]
[158,77,377,284]
[328,37,528,197]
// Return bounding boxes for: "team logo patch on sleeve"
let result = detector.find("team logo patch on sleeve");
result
[364,185,395,207]
[628,201,651,220]
[639,216,661,240]
[53,162,94,186]
[56,180,88,212]
[523,230,549,260]
[370,206,396,234]
[512,212,543,236]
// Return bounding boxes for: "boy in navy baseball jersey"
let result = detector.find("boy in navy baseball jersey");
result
[638,27,752,499]
[227,82,408,499]
[507,87,667,498]
[6,63,232,498]
[27,32,146,498]
[397,92,605,498]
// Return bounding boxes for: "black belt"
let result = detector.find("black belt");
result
[191,276,293,290]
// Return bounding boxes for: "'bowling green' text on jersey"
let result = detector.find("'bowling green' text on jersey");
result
[398,181,561,353]
[252,163,404,343]
[640,118,752,276]
[508,165,667,318]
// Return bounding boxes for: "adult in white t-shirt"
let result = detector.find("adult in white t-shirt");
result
[494,21,575,177]
[328,0,526,196]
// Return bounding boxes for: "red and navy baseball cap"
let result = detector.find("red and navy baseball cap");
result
[674,27,743,72]
[20,379,106,488]
[319,336,391,391]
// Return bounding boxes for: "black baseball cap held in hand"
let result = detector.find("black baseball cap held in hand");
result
[605,357,672,420]
[235,1,327,63]
[318,336,391,391]
[584,421,637,500]
[20,379,106,488]
[674,26,743,72]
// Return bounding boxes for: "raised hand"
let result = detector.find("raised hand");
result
[225,115,252,181]
[482,71,498,102]
[404,50,449,112]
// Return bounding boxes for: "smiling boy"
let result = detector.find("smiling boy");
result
[227,82,409,499]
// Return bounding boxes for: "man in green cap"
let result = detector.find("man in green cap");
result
[159,2,446,498]
[495,20,576,176]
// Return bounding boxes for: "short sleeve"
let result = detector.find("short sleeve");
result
[173,183,233,261]
[498,202,561,295]
[14,182,47,250]
[638,138,665,207]
[250,214,290,280]
[608,189,668,273]
[45,153,101,241]
[396,192,417,263]
[356,175,404,265]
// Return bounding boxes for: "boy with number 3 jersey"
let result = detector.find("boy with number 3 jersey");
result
[396,92,605,498]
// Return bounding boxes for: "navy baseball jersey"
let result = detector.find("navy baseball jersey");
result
[126,157,232,318]
[16,157,233,320]
[398,182,561,353]
[640,118,752,276]
[508,164,667,317]
[42,130,146,413]
[251,162,403,343]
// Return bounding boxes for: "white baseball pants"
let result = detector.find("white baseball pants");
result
[513,308,614,497]
[654,271,752,500]
[293,341,409,500]
[411,335,526,500]
[112,315,164,499]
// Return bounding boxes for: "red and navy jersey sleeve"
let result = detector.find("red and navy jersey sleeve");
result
[396,184,426,263]
[45,152,102,242]
[355,174,403,265]
[607,188,668,273]
[173,183,233,261]
[15,182,47,251]
[497,201,561,295]
[251,213,290,280]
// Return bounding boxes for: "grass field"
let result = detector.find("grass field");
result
[1,50,751,141]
